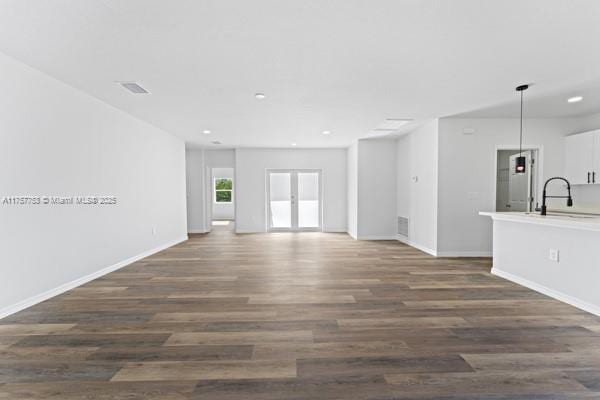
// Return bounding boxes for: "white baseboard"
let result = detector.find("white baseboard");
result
[357,235,398,241]
[492,267,600,317]
[188,229,208,233]
[0,235,188,320]
[323,227,348,233]
[396,235,438,256]
[437,251,492,257]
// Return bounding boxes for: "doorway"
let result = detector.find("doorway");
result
[495,149,539,212]
[266,169,322,231]
[207,167,235,232]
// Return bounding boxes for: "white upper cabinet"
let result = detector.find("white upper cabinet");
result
[594,133,600,183]
[565,130,600,185]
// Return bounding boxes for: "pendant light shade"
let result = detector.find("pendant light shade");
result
[515,84,529,174]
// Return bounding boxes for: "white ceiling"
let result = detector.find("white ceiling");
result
[1,0,600,148]
[449,79,600,118]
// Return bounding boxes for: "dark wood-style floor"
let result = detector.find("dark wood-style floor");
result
[1,231,600,399]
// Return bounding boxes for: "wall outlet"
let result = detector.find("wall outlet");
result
[152,227,157,236]
[549,248,559,263]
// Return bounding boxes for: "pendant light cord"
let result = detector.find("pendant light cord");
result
[519,89,523,156]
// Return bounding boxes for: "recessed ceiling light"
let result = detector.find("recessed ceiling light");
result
[322,130,331,135]
[567,96,583,103]
[202,130,211,135]
[118,82,149,94]
[255,93,266,100]
[291,143,297,146]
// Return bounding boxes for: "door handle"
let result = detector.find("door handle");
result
[588,172,591,184]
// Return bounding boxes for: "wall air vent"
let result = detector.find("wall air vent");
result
[119,82,150,94]
[211,140,222,145]
[397,216,409,237]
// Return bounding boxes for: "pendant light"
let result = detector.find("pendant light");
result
[515,84,529,174]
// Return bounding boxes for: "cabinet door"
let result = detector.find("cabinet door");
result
[594,131,600,184]
[565,132,594,185]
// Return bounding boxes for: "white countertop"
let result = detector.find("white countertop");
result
[479,211,600,232]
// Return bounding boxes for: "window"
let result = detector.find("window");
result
[214,178,233,203]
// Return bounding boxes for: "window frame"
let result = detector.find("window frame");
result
[214,177,233,204]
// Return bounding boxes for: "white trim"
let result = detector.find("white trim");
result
[436,251,492,257]
[492,267,600,317]
[188,229,209,233]
[396,235,437,256]
[0,236,188,320]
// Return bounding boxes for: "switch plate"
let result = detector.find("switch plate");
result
[549,249,559,262]
[152,227,157,236]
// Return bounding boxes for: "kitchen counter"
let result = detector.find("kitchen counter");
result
[479,211,600,232]
[480,211,600,316]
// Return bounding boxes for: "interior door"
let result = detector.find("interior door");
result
[508,152,532,212]
[267,170,321,231]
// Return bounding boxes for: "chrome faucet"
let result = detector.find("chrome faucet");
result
[538,177,573,216]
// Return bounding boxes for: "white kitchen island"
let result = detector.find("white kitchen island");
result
[480,211,600,316]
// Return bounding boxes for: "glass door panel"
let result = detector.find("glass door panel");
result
[268,172,292,229]
[298,172,320,228]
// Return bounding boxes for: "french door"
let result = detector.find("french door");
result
[266,169,322,231]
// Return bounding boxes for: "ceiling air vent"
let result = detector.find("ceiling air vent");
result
[211,140,222,145]
[119,82,150,94]
[368,119,412,137]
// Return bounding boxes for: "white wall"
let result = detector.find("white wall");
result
[492,218,600,316]
[185,149,236,232]
[186,149,206,232]
[406,120,439,254]
[346,142,358,239]
[356,139,397,239]
[437,117,578,256]
[212,167,235,220]
[0,52,187,317]
[235,148,347,233]
[205,149,236,168]
[396,134,410,220]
